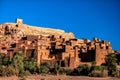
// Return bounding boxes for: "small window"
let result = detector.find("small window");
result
[10,43,16,48]
[32,40,35,43]
[2,47,6,50]
[106,46,108,49]
[59,35,62,39]
[101,47,104,49]
[61,61,65,67]
[15,24,18,27]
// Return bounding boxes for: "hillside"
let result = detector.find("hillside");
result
[0,18,74,41]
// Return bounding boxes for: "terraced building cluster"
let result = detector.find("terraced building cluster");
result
[0,19,117,69]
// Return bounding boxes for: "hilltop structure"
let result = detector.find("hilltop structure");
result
[0,18,118,69]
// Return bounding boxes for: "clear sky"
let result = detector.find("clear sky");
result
[0,0,120,51]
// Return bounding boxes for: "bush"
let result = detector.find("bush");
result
[2,56,11,65]
[12,53,24,73]
[59,68,66,75]
[65,68,73,75]
[0,65,6,76]
[41,62,50,69]
[36,62,50,74]
[0,54,5,65]
[19,70,31,77]
[74,64,90,76]
[24,60,36,74]
[0,65,19,77]
[6,65,19,76]
[58,68,73,75]
[101,70,108,77]
[89,70,108,77]
[94,66,107,71]
[37,65,49,74]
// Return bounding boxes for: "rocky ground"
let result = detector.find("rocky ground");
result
[0,75,120,80]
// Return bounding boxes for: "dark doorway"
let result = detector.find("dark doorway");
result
[27,49,35,58]
[79,50,95,62]
[61,61,65,67]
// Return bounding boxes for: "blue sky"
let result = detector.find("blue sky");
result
[0,0,120,51]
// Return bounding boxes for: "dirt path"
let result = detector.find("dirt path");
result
[0,75,120,80]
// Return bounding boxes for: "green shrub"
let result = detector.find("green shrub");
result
[36,62,50,74]
[12,53,24,73]
[0,54,5,65]
[37,65,49,74]
[105,53,117,76]
[58,68,73,75]
[59,68,66,75]
[41,62,50,69]
[65,68,73,75]
[75,64,91,76]
[24,58,38,74]
[2,56,11,65]
[24,61,36,73]
[54,63,60,75]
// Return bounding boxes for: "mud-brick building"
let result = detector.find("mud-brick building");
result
[0,19,116,69]
[13,35,114,69]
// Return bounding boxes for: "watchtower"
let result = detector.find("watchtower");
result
[16,18,23,24]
